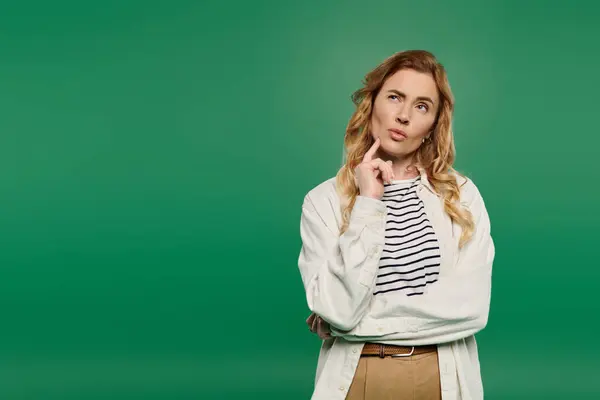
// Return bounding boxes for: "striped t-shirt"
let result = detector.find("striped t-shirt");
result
[373,175,441,296]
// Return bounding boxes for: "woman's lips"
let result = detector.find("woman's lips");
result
[388,129,407,140]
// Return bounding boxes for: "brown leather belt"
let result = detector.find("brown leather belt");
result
[361,342,437,358]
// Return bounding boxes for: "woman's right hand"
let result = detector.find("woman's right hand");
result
[354,137,395,199]
[306,312,332,340]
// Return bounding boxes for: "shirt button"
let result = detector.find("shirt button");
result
[339,386,345,391]
[352,348,358,353]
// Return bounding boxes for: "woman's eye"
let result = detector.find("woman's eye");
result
[417,104,428,112]
[388,95,400,101]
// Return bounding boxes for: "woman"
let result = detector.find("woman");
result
[297,49,495,400]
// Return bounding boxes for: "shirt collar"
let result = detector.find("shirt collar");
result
[417,166,439,197]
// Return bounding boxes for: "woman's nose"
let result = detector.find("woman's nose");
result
[396,114,409,125]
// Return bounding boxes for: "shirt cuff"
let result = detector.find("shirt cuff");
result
[352,195,387,219]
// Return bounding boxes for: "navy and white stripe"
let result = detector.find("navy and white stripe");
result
[373,176,441,296]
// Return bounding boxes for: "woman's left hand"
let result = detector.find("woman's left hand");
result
[306,312,332,339]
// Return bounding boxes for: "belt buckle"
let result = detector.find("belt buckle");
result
[390,346,415,357]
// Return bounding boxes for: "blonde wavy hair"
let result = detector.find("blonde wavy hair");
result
[335,49,475,248]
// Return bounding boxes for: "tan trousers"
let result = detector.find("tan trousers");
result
[346,349,442,399]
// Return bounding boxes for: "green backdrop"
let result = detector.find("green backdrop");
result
[1,1,598,399]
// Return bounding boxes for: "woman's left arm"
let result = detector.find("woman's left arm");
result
[330,181,495,344]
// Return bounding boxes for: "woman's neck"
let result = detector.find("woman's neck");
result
[376,151,420,180]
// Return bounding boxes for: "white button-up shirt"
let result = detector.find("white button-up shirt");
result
[297,168,495,399]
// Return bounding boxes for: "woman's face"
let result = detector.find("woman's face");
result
[370,68,440,158]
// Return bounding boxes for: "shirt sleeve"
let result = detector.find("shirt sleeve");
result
[330,181,495,344]
[297,193,387,331]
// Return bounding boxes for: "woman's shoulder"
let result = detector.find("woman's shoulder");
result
[299,175,343,233]
[302,175,340,208]
[450,171,489,215]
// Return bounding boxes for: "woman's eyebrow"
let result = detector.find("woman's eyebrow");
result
[387,89,435,105]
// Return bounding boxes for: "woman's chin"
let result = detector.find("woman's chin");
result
[380,141,409,157]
